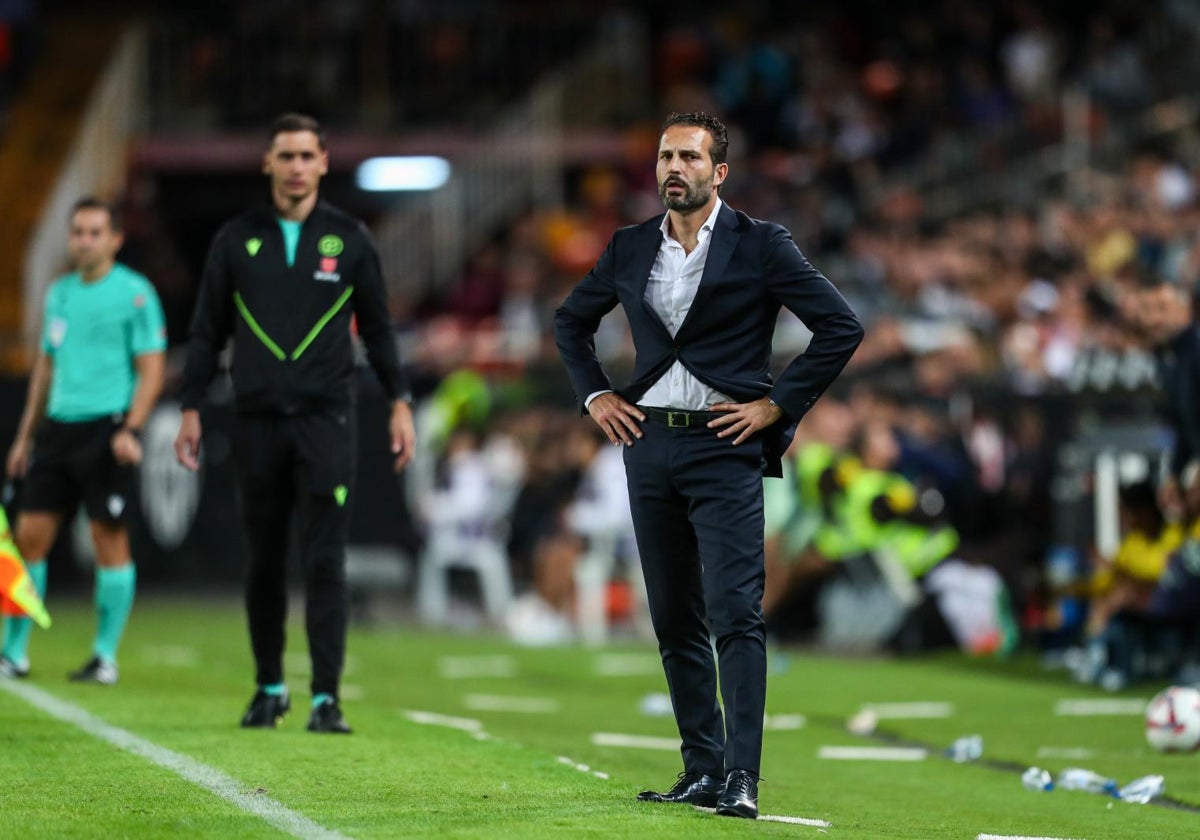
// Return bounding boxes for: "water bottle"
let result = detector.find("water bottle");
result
[1119,775,1165,804]
[945,734,983,763]
[1056,767,1119,796]
[1021,767,1054,792]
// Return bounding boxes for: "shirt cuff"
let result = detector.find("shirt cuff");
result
[584,390,613,410]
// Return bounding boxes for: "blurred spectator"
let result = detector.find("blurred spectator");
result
[1080,481,1181,649]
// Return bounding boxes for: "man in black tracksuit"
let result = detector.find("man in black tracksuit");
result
[174,113,415,734]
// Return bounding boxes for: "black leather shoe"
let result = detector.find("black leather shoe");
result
[715,769,758,819]
[637,771,722,806]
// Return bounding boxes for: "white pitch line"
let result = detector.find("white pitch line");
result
[437,655,517,680]
[818,745,927,761]
[462,694,560,713]
[138,644,200,668]
[761,814,832,827]
[557,756,611,781]
[594,654,661,677]
[977,835,1087,840]
[1055,698,1147,716]
[764,713,807,730]
[0,680,349,840]
[591,732,680,751]
[1036,747,1095,760]
[861,701,953,719]
[693,807,831,827]
[402,709,484,732]
[284,652,312,677]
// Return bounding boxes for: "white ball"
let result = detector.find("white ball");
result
[1145,686,1200,753]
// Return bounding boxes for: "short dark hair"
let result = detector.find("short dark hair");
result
[70,196,121,232]
[269,112,326,150]
[662,112,729,166]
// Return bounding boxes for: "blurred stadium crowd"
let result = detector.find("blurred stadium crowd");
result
[6,0,1200,684]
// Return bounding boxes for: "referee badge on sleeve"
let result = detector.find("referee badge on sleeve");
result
[47,317,67,348]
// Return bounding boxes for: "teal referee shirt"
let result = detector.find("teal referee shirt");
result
[40,262,167,422]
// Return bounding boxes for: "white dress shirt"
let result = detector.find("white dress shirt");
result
[586,198,734,411]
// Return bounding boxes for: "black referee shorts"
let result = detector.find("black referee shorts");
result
[21,415,135,523]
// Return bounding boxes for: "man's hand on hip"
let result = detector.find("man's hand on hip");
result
[708,397,783,445]
[588,393,645,447]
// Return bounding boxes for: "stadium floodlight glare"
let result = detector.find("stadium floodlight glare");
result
[356,156,451,191]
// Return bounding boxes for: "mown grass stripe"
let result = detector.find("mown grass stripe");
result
[0,680,350,840]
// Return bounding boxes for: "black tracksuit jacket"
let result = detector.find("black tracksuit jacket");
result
[181,201,409,414]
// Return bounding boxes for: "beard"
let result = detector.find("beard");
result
[659,175,712,212]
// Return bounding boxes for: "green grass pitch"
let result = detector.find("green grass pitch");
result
[1,597,1198,838]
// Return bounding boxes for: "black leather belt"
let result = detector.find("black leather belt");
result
[638,406,724,428]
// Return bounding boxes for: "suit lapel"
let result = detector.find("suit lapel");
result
[676,202,738,342]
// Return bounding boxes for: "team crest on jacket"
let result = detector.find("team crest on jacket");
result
[314,257,340,282]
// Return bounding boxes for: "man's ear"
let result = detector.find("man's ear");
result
[713,162,729,189]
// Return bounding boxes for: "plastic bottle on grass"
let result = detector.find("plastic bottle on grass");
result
[1057,767,1119,796]
[1119,775,1165,804]
[1021,767,1054,792]
[945,734,983,763]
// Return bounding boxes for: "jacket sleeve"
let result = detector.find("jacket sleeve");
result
[553,236,621,413]
[1171,346,1200,477]
[352,226,411,402]
[181,227,236,410]
[763,227,863,421]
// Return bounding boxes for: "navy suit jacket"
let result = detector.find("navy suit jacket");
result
[554,202,863,478]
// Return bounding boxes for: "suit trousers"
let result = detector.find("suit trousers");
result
[233,411,356,698]
[623,415,767,777]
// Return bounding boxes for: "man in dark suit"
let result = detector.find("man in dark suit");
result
[554,112,862,819]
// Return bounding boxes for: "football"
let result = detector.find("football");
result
[1145,686,1200,753]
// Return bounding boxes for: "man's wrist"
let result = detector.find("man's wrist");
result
[118,426,142,441]
[585,390,613,410]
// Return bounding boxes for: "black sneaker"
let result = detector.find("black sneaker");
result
[68,656,118,685]
[0,655,29,679]
[241,690,290,728]
[307,698,352,734]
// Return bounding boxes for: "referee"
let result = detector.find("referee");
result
[3,196,166,684]
[174,113,415,734]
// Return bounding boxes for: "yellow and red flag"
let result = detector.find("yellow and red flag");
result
[0,506,51,629]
